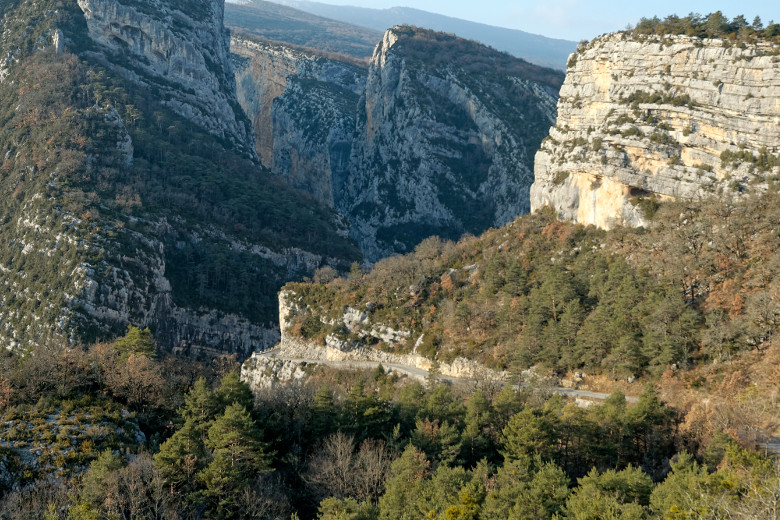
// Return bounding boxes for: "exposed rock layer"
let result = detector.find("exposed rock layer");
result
[78,0,256,156]
[268,289,504,381]
[233,27,562,260]
[531,33,780,228]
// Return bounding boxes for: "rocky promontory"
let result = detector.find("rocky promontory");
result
[531,33,780,228]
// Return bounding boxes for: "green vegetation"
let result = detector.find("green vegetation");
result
[0,0,360,347]
[2,340,778,519]
[721,147,780,172]
[619,90,697,109]
[629,196,662,220]
[391,26,563,88]
[649,130,680,148]
[631,12,780,42]
[286,182,780,380]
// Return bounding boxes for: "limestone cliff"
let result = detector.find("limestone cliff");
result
[0,0,359,355]
[348,27,562,259]
[531,33,780,228]
[232,36,365,205]
[233,26,563,260]
[77,0,255,156]
[261,289,504,381]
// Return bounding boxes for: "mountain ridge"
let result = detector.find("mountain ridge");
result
[0,0,360,355]
[231,0,576,69]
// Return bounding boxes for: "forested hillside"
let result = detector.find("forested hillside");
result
[1,330,777,519]
[0,0,359,354]
[284,186,780,379]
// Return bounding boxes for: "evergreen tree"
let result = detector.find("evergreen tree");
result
[154,419,208,495]
[501,409,558,463]
[198,403,273,518]
[215,371,254,412]
[461,391,496,466]
[378,445,430,520]
[180,377,219,440]
[415,465,472,519]
[411,418,462,466]
[318,497,378,520]
[563,466,653,520]
[113,325,156,358]
[308,385,338,440]
[649,452,711,518]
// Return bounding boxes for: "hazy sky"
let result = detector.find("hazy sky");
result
[295,1,780,41]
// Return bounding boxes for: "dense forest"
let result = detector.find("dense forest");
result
[284,185,780,381]
[0,327,778,519]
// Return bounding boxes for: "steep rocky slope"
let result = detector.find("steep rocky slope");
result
[344,27,560,259]
[233,26,562,260]
[232,36,365,205]
[78,0,255,156]
[0,0,359,355]
[531,33,780,228]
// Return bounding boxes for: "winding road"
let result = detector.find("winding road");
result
[259,349,639,403]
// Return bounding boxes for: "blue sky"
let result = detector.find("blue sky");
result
[302,1,780,41]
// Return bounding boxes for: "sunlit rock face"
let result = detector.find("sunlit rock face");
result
[78,0,256,156]
[531,33,780,228]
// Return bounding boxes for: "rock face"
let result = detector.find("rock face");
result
[270,289,503,381]
[0,0,359,355]
[240,353,308,392]
[233,26,562,260]
[77,0,255,156]
[232,37,365,205]
[531,33,780,228]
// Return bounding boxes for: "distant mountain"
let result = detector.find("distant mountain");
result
[266,0,576,69]
[224,0,382,58]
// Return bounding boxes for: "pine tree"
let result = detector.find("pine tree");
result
[461,391,496,466]
[308,385,337,441]
[112,325,156,358]
[501,409,558,463]
[378,444,430,520]
[214,371,254,412]
[180,377,219,440]
[154,419,207,495]
[198,403,273,518]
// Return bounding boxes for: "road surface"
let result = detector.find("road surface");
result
[259,349,638,403]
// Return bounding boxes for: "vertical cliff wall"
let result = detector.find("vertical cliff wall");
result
[233,26,562,261]
[531,33,780,228]
[342,27,560,259]
[77,0,256,156]
[232,37,365,205]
